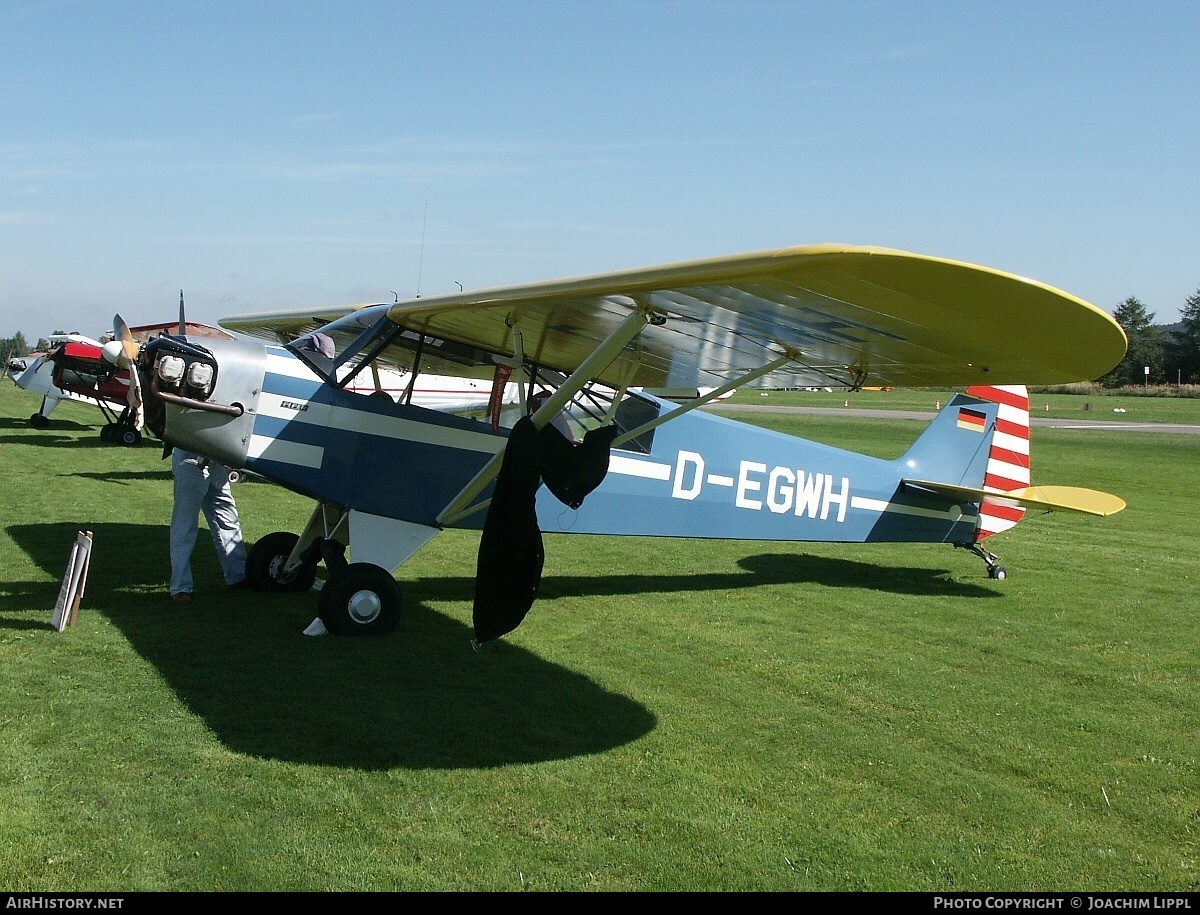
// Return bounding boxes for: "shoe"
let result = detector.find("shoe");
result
[170,592,193,603]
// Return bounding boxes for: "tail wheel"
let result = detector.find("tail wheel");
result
[246,531,317,592]
[318,563,402,637]
[988,565,1007,581]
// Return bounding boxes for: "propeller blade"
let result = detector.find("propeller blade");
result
[113,314,139,365]
[126,359,145,430]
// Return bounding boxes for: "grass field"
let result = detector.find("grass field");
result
[0,385,1197,892]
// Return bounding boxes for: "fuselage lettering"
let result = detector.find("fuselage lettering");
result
[671,452,850,522]
[672,450,704,500]
[822,474,850,522]
[735,461,766,509]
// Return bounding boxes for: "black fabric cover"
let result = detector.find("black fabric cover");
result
[472,415,619,644]
[538,423,620,510]
[473,417,546,643]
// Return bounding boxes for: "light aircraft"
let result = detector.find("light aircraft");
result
[112,244,1129,643]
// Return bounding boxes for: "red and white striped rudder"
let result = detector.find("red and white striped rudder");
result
[966,384,1030,541]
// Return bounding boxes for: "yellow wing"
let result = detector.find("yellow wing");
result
[220,244,1128,390]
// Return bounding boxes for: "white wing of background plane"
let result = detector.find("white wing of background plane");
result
[220,245,1128,390]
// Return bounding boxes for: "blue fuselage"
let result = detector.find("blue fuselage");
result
[163,341,986,547]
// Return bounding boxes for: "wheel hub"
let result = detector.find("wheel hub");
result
[267,556,292,583]
[347,589,382,624]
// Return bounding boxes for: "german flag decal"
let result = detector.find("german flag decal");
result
[957,406,987,432]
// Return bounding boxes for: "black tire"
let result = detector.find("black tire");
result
[318,563,402,637]
[29,413,50,429]
[989,565,1007,581]
[119,427,142,447]
[100,424,116,442]
[246,531,317,593]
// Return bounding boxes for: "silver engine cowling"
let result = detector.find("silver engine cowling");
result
[140,335,267,469]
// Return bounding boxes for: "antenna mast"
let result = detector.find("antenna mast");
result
[415,201,428,298]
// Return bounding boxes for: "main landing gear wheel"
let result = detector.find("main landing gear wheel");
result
[99,423,141,446]
[246,531,318,593]
[988,565,1007,581]
[29,413,50,429]
[318,563,402,637]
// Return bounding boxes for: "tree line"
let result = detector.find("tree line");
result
[1102,287,1200,387]
[0,331,32,366]
[1,331,75,367]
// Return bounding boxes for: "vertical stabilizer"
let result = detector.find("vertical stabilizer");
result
[967,384,1030,541]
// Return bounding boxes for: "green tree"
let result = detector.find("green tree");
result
[0,331,30,365]
[1165,286,1200,384]
[1101,296,1165,387]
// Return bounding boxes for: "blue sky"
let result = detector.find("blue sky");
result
[2,0,1197,344]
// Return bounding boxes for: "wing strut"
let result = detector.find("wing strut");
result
[436,305,654,527]
[610,350,799,449]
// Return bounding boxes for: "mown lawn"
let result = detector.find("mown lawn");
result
[0,385,1196,891]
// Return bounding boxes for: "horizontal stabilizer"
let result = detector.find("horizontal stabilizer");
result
[903,480,1126,517]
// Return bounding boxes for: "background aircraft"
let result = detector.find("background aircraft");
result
[110,244,1129,641]
[6,323,233,445]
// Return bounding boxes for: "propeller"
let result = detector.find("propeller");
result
[102,314,145,433]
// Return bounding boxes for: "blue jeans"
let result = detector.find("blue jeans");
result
[169,450,247,595]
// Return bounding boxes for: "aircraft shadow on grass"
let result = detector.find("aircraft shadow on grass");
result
[0,432,141,450]
[3,522,993,771]
[5,521,658,771]
[69,469,174,485]
[0,416,93,432]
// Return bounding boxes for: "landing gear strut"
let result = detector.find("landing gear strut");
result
[246,531,403,635]
[242,504,434,637]
[959,542,1007,580]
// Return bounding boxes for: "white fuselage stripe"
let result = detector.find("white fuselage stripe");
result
[608,455,672,481]
[257,390,503,454]
[850,495,969,522]
[248,434,325,469]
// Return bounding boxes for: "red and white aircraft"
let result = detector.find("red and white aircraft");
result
[7,322,236,445]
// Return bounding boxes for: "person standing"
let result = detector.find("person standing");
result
[169,448,248,601]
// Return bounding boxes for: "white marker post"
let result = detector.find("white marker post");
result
[51,531,92,632]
